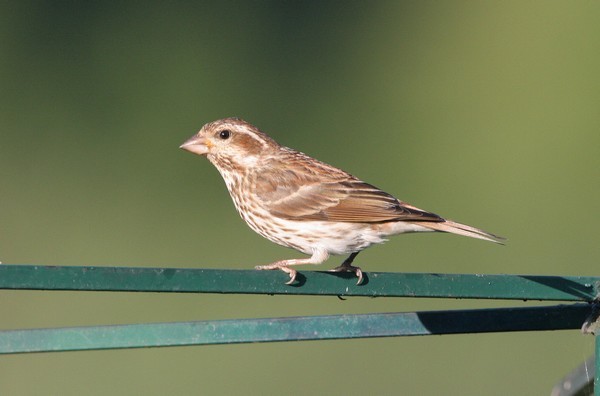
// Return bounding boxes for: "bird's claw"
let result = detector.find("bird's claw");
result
[255,264,298,285]
[282,267,297,285]
[329,264,364,285]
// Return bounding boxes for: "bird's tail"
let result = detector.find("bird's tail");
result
[419,219,506,244]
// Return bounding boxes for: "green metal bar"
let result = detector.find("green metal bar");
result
[551,356,595,396]
[0,304,590,354]
[0,264,598,301]
[596,335,600,396]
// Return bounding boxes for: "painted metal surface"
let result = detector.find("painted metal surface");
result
[0,304,591,354]
[0,264,598,301]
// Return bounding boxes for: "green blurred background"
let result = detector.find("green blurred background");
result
[1,1,599,394]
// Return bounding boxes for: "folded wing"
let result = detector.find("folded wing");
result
[252,164,443,224]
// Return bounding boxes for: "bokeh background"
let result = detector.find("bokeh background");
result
[1,1,599,395]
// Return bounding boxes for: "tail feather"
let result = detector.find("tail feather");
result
[419,220,505,244]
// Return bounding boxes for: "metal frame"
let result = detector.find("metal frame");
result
[1,265,599,395]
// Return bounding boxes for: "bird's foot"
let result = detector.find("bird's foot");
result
[255,263,298,285]
[328,263,364,285]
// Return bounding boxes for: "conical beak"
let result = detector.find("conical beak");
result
[180,134,210,156]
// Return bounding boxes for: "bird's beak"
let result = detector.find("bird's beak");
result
[180,134,210,156]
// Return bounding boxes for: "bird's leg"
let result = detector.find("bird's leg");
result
[255,250,329,285]
[328,252,363,285]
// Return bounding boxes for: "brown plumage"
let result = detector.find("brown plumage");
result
[180,117,504,284]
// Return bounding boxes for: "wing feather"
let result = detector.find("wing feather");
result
[251,159,443,224]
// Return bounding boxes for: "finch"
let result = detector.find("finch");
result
[180,118,504,284]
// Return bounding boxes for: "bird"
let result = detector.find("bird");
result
[180,117,504,285]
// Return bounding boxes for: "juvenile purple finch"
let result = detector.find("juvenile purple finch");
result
[180,118,504,284]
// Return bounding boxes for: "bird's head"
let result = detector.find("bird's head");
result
[180,117,279,170]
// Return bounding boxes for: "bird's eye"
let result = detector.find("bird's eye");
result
[219,130,231,140]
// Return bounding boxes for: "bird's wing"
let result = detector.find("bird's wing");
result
[251,161,443,223]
